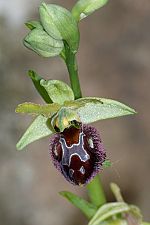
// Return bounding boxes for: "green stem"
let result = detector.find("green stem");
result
[64,45,82,99]
[64,44,107,208]
[87,175,106,207]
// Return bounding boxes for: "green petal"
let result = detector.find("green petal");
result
[16,115,54,150]
[74,97,136,124]
[24,28,64,57]
[15,102,60,117]
[39,3,80,53]
[40,79,74,105]
[72,0,108,22]
[60,191,97,219]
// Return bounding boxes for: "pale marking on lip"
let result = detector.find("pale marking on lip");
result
[69,169,74,177]
[79,166,85,175]
[88,138,94,148]
[59,131,90,166]
[53,145,58,157]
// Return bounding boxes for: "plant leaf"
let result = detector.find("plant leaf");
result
[89,202,142,225]
[90,218,128,225]
[40,79,74,105]
[129,205,142,221]
[60,191,97,219]
[89,202,131,225]
[15,102,60,117]
[74,97,136,124]
[24,28,64,57]
[28,70,52,103]
[72,0,108,22]
[16,115,54,150]
[39,3,80,53]
[25,20,43,30]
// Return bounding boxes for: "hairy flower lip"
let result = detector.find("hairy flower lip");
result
[49,123,106,185]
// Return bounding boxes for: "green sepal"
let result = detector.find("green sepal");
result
[15,102,60,117]
[28,70,52,103]
[39,3,80,53]
[16,115,54,150]
[60,191,97,219]
[24,28,64,57]
[40,79,75,105]
[25,20,43,30]
[72,0,108,22]
[73,97,136,124]
[16,96,136,149]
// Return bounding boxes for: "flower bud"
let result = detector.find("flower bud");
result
[72,0,108,21]
[24,29,64,57]
[49,123,106,185]
[39,3,80,53]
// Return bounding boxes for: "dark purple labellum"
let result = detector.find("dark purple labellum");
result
[49,123,106,185]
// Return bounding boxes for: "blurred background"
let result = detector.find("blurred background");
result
[0,0,150,224]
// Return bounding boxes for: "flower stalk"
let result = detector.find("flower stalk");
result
[64,42,106,204]
[87,175,106,207]
[63,44,82,99]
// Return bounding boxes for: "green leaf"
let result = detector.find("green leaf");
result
[40,79,74,105]
[24,28,64,57]
[72,0,108,21]
[28,70,52,103]
[129,205,142,221]
[74,97,136,124]
[16,115,54,150]
[89,202,131,225]
[60,191,97,219]
[92,218,128,225]
[89,217,144,225]
[87,175,106,207]
[39,3,80,53]
[89,202,142,225]
[25,20,43,30]
[15,102,60,117]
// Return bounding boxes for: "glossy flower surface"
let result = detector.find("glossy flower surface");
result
[49,123,106,185]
